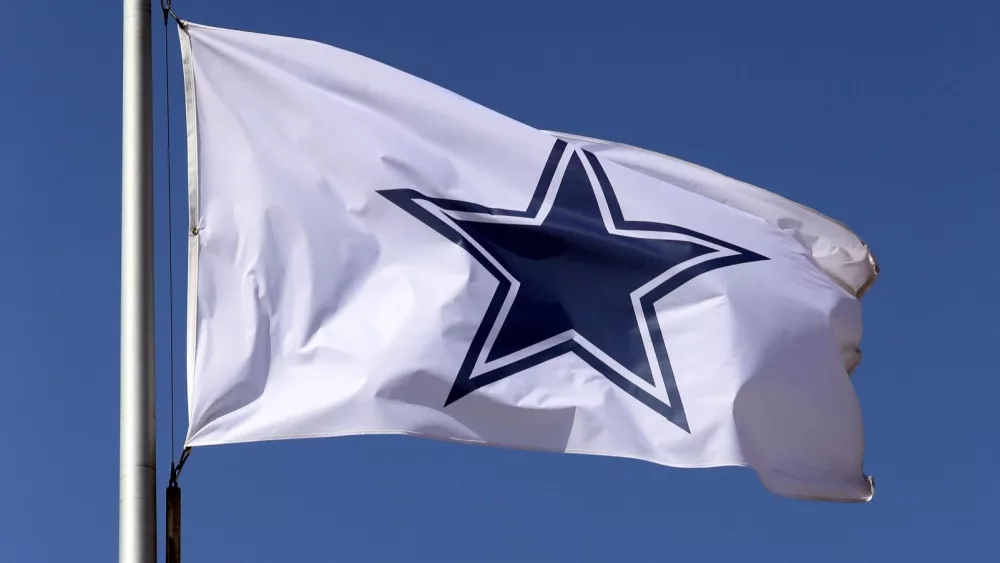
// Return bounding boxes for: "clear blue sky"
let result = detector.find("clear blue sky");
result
[2,1,996,561]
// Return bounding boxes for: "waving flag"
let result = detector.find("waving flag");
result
[179,22,875,501]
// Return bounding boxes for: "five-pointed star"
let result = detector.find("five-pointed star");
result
[379,140,766,432]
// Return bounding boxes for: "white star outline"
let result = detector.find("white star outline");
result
[411,145,746,411]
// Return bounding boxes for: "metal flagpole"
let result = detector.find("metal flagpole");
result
[120,0,157,562]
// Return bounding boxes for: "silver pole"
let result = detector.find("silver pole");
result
[120,0,156,562]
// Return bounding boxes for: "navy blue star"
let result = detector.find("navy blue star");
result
[379,140,766,432]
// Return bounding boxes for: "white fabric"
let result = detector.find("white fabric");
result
[544,132,878,299]
[180,22,873,501]
[544,132,877,374]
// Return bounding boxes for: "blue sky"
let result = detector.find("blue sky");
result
[2,1,997,561]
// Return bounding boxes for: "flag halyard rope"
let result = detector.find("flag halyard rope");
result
[160,0,179,472]
[160,0,189,481]
[160,5,189,561]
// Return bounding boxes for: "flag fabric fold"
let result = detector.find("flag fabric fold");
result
[180,21,875,501]
[544,132,879,300]
[544,131,878,374]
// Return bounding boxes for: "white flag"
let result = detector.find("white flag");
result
[180,22,875,501]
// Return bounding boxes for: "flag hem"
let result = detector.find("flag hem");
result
[179,23,201,446]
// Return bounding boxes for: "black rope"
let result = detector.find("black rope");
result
[163,3,185,28]
[160,0,188,475]
[160,0,178,469]
[160,9,189,562]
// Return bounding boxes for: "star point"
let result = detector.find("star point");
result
[379,139,767,432]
